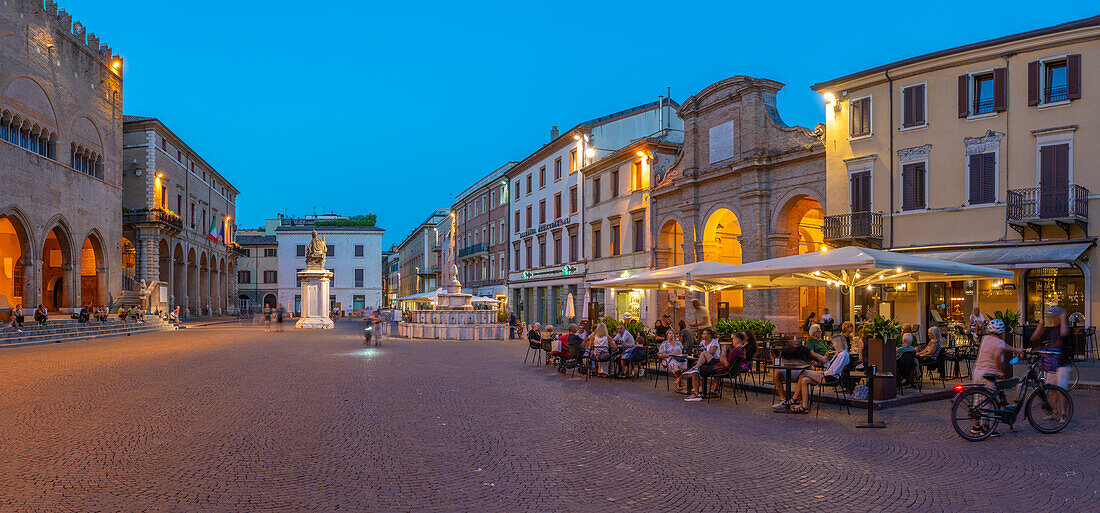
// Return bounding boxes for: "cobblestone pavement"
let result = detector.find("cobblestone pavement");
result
[0,322,1096,512]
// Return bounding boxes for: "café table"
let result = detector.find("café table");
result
[772,362,811,413]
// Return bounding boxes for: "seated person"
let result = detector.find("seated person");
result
[542,325,555,365]
[683,328,721,374]
[772,336,828,408]
[804,324,831,361]
[658,329,688,392]
[785,336,852,413]
[613,324,644,377]
[563,323,587,374]
[527,322,542,348]
[118,306,131,321]
[918,326,942,364]
[588,323,617,377]
[896,333,918,387]
[683,329,745,402]
[134,306,146,323]
[11,304,24,328]
[34,304,48,325]
[78,304,90,323]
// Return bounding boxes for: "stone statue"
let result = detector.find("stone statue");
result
[305,230,327,269]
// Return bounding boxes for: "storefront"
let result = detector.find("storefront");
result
[509,264,584,326]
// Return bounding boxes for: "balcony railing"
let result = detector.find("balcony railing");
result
[458,243,487,258]
[823,212,882,245]
[1007,185,1088,237]
[123,209,183,231]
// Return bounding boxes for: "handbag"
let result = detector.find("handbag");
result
[853,384,869,401]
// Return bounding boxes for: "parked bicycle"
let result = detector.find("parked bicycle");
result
[951,349,1073,441]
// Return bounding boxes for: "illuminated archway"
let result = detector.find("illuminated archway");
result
[79,233,105,306]
[0,214,29,310]
[778,195,826,324]
[656,220,685,268]
[42,224,73,312]
[702,208,742,319]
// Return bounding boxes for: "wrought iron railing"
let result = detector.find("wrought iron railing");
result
[122,268,136,292]
[1006,184,1088,221]
[1045,85,1068,103]
[458,243,487,258]
[123,209,183,230]
[824,211,882,241]
[973,97,995,114]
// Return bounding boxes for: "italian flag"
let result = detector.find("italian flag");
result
[207,218,219,243]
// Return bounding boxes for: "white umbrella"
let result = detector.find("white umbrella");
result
[590,260,744,292]
[582,290,590,320]
[471,296,500,304]
[564,292,575,320]
[689,245,1013,318]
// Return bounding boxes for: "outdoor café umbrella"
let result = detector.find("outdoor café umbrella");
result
[687,245,1013,318]
[590,260,749,312]
[582,290,590,321]
[565,292,575,320]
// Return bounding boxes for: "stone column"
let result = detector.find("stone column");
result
[19,257,37,308]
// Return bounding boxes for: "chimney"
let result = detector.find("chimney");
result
[550,125,559,140]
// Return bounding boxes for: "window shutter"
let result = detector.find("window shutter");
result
[902,87,914,127]
[958,75,970,117]
[1027,60,1040,106]
[913,85,925,125]
[982,154,996,203]
[850,175,860,212]
[968,155,982,204]
[862,99,871,134]
[993,68,1007,112]
[916,163,926,209]
[901,164,914,210]
[1067,54,1082,100]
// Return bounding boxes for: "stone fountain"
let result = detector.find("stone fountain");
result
[398,223,506,340]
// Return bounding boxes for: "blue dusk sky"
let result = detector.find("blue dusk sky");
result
[64,0,1097,246]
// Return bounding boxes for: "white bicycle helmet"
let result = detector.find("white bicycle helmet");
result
[986,318,1005,334]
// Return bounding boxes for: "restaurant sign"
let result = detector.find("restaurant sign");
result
[521,264,579,280]
[518,217,572,239]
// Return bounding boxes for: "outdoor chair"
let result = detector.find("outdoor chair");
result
[812,379,851,417]
[585,351,613,381]
[917,348,946,390]
[524,338,543,365]
[711,360,749,404]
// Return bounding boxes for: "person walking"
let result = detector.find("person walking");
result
[276,305,285,332]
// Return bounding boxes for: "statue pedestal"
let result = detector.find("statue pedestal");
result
[295,268,334,329]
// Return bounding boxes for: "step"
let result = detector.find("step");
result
[0,325,177,349]
[0,321,175,345]
[0,320,171,340]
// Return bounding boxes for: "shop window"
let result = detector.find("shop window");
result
[1025,267,1085,325]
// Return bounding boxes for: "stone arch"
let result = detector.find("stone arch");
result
[79,230,107,306]
[774,193,827,328]
[199,251,209,314]
[41,219,75,312]
[71,115,104,156]
[263,293,277,308]
[0,209,33,310]
[655,218,686,268]
[701,207,743,320]
[158,239,171,286]
[173,243,186,313]
[186,247,197,314]
[3,75,58,130]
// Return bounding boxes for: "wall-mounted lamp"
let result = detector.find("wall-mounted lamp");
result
[823,92,840,113]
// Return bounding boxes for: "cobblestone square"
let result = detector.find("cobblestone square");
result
[0,323,1096,512]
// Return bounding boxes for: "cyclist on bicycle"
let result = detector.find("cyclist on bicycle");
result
[1030,306,1073,390]
[969,318,1023,436]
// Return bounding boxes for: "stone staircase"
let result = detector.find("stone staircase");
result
[0,316,177,349]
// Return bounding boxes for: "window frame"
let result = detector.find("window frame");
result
[965,151,999,206]
[1038,56,1072,107]
[899,158,929,212]
[1034,131,1074,190]
[899,82,928,131]
[847,160,874,213]
[848,95,872,140]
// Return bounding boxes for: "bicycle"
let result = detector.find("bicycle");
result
[950,349,1073,442]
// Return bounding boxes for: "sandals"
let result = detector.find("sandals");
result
[790,404,809,414]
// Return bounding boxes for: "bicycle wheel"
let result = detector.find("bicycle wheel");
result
[1026,384,1074,434]
[951,388,1000,441]
[1068,362,1079,390]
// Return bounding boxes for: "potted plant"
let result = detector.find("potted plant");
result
[993,309,1021,345]
[862,314,902,343]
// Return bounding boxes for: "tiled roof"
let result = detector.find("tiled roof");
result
[122,115,156,123]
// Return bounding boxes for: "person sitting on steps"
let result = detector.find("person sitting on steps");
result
[33,304,47,325]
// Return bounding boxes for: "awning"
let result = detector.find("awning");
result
[905,243,1092,270]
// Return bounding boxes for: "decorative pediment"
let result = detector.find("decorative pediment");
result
[963,130,1004,155]
[896,144,932,162]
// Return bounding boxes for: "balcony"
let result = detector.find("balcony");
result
[823,212,882,248]
[123,209,183,232]
[458,243,488,258]
[1007,185,1088,238]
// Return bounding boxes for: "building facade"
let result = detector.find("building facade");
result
[381,245,398,308]
[0,1,124,316]
[583,134,682,322]
[396,209,448,298]
[235,218,279,311]
[812,15,1100,328]
[652,76,825,333]
[122,116,240,316]
[509,100,682,326]
[274,215,384,314]
[453,162,514,299]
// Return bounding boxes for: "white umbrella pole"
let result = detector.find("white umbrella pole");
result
[848,285,857,323]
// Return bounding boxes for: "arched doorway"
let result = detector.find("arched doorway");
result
[0,214,29,311]
[79,234,105,306]
[779,195,826,325]
[186,248,197,314]
[263,293,277,308]
[199,252,209,315]
[656,220,686,324]
[173,244,186,312]
[42,225,72,312]
[702,208,743,320]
